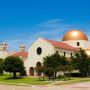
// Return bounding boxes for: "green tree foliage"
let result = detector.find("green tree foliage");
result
[58,60,73,80]
[0,58,4,74]
[35,62,42,76]
[43,53,68,78]
[20,69,26,76]
[3,56,25,78]
[35,66,46,80]
[72,49,90,77]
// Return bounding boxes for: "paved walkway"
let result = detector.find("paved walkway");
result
[0,82,90,90]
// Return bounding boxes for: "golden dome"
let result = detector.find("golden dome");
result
[63,30,88,41]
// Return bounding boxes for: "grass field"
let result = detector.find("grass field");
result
[0,74,50,85]
[0,74,90,86]
[56,77,90,85]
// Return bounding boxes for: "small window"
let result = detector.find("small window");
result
[64,52,66,57]
[56,51,58,54]
[77,42,80,46]
[70,53,72,57]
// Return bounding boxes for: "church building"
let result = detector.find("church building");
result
[0,43,28,60]
[0,29,90,77]
[25,30,90,76]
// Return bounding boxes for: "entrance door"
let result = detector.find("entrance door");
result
[29,67,34,76]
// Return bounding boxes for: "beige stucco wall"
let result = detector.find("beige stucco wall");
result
[86,50,90,56]
[24,38,55,76]
[54,47,75,57]
[0,51,9,59]
[25,38,77,76]
[63,40,90,49]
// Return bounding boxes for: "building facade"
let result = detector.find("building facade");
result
[25,30,90,76]
[0,42,9,59]
[0,29,90,76]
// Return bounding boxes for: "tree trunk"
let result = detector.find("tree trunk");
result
[54,71,57,78]
[13,72,16,79]
[69,73,71,80]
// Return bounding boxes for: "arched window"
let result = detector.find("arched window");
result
[36,62,41,67]
[29,67,34,76]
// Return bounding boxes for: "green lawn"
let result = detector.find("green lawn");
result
[0,74,90,86]
[0,74,50,85]
[56,77,90,85]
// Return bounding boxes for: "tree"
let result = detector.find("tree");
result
[72,49,90,77]
[35,66,46,80]
[0,58,4,74]
[57,60,73,80]
[43,53,68,78]
[64,65,73,80]
[35,62,42,76]
[3,56,25,78]
[20,69,26,76]
[43,53,60,78]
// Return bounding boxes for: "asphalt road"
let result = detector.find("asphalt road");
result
[0,82,90,90]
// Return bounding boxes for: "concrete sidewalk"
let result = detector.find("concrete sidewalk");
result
[0,82,90,90]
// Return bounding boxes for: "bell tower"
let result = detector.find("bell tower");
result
[0,42,8,51]
[19,45,25,52]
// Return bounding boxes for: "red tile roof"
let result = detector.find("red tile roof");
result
[13,52,28,58]
[44,39,79,51]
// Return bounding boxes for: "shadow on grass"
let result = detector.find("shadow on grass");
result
[4,76,24,80]
[0,74,4,76]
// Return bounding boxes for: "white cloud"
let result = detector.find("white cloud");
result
[7,29,63,51]
[38,18,72,28]
[7,18,90,51]
[7,19,73,51]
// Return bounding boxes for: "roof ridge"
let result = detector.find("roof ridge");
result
[43,38,79,51]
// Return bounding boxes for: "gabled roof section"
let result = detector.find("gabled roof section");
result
[44,38,79,51]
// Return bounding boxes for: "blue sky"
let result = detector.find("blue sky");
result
[0,0,90,51]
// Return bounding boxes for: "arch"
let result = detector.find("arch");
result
[36,62,42,76]
[29,67,34,76]
[36,62,41,67]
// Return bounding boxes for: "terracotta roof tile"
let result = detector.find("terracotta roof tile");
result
[12,52,28,58]
[44,38,79,51]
